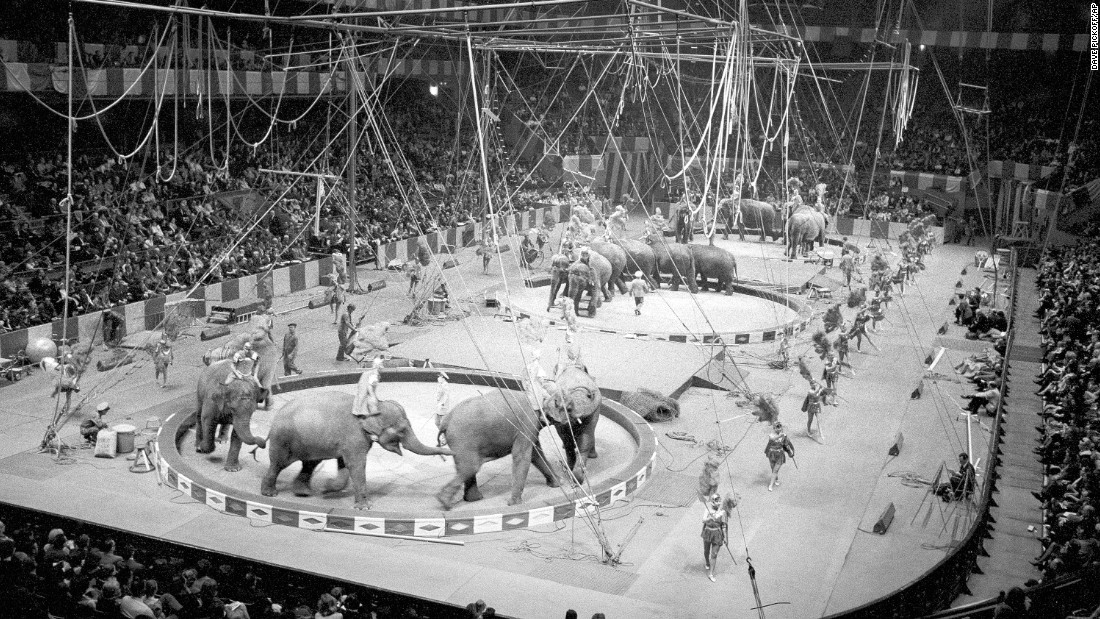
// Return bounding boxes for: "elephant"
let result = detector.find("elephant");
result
[688,244,738,294]
[203,312,278,409]
[436,363,602,509]
[566,250,613,317]
[260,391,453,509]
[726,198,784,242]
[786,207,828,259]
[588,241,628,295]
[547,253,572,312]
[615,238,659,288]
[186,359,267,472]
[644,234,698,293]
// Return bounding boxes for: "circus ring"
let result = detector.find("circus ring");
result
[154,368,657,537]
[503,282,815,345]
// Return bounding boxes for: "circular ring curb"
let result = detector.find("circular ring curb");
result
[155,368,657,537]
[505,282,816,345]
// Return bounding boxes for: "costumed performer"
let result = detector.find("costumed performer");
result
[765,421,795,491]
[153,335,174,388]
[354,355,386,418]
[701,492,738,581]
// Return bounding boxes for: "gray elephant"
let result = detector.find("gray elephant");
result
[728,198,784,242]
[436,363,602,509]
[185,359,268,472]
[688,244,738,294]
[644,234,698,293]
[615,238,659,287]
[566,250,613,317]
[547,252,572,311]
[787,207,828,258]
[588,241,628,295]
[260,390,452,509]
[203,312,278,409]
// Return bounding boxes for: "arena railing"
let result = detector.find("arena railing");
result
[823,248,1018,619]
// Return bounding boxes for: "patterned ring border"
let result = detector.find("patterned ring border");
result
[155,368,658,537]
[504,283,815,345]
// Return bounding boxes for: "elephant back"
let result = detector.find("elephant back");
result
[581,251,612,285]
[589,242,627,278]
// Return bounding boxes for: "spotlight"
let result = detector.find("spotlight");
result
[919,44,926,51]
[429,83,439,97]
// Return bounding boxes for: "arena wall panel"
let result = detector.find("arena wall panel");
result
[143,296,166,331]
[77,313,102,345]
[272,267,292,297]
[123,301,146,337]
[221,278,240,303]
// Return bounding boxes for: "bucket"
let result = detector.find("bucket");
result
[427,298,446,314]
[113,424,137,454]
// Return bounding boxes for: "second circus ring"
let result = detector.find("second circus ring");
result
[154,368,657,537]
[503,283,816,345]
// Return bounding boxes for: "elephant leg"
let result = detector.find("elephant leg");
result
[224,431,244,472]
[197,406,217,454]
[294,460,321,496]
[530,443,559,488]
[463,475,483,503]
[438,455,480,510]
[346,452,371,510]
[324,457,352,493]
[260,450,287,497]
[508,438,535,506]
[547,278,562,311]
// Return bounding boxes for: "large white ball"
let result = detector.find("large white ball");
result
[26,338,58,364]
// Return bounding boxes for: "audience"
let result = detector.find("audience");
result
[1030,233,1100,580]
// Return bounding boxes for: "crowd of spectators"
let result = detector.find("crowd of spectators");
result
[0,80,553,333]
[1030,232,1100,580]
[0,509,469,618]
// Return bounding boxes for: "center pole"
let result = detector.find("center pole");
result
[345,33,360,292]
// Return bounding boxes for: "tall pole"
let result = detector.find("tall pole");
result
[345,34,359,291]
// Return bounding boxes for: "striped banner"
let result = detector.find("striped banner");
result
[889,170,964,192]
[0,62,460,96]
[987,160,1056,182]
[561,155,606,190]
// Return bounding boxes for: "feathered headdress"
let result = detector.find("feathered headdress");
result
[812,330,832,359]
[697,456,722,503]
[797,355,813,382]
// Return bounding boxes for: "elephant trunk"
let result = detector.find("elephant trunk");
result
[234,420,267,450]
[401,430,453,457]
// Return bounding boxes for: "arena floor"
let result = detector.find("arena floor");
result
[0,222,1002,618]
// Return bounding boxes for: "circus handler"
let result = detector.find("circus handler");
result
[328,277,346,324]
[153,335,174,388]
[802,379,827,441]
[561,295,579,330]
[353,355,387,420]
[765,421,795,492]
[80,402,111,444]
[701,492,739,582]
[629,271,649,316]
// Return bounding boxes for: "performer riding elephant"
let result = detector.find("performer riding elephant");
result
[203,312,279,409]
[184,359,267,472]
[644,233,698,293]
[436,363,602,509]
[261,375,452,509]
